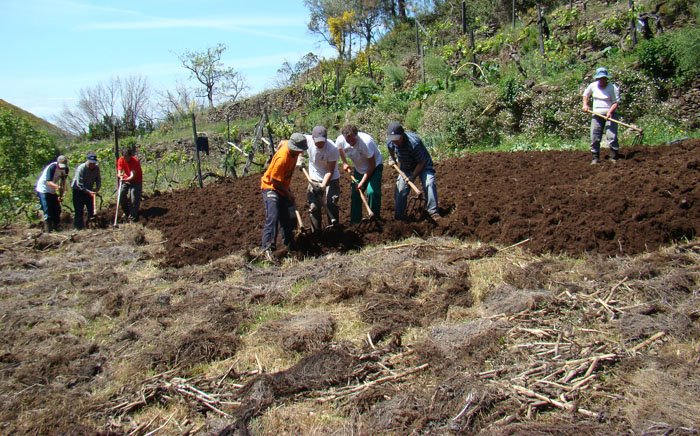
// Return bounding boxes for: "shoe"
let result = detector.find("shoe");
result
[429,212,441,223]
[330,219,338,227]
[263,249,275,263]
[610,149,619,163]
[590,157,599,165]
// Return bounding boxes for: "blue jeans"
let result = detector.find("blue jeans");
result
[590,113,619,154]
[37,192,61,225]
[73,188,94,229]
[261,189,296,251]
[395,168,438,219]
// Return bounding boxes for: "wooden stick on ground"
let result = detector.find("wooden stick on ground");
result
[511,384,599,418]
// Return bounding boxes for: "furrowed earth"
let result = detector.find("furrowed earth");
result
[132,140,699,267]
[1,140,699,434]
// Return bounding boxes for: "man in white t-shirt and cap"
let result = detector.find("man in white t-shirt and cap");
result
[303,125,341,231]
[336,124,383,223]
[35,155,69,232]
[583,67,620,164]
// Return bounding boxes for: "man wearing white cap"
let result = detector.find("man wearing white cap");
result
[583,67,620,164]
[303,125,341,231]
[35,155,69,232]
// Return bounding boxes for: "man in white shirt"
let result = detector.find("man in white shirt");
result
[336,124,383,223]
[583,67,621,164]
[304,126,341,231]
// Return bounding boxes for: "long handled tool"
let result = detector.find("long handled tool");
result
[294,207,306,232]
[301,167,339,229]
[390,162,424,214]
[584,109,644,145]
[348,173,374,220]
[390,163,421,196]
[113,180,123,227]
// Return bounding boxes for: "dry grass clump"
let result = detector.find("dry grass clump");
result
[2,228,699,434]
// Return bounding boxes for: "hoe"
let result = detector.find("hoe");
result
[584,109,644,146]
[301,167,340,231]
[346,171,377,231]
[389,162,424,216]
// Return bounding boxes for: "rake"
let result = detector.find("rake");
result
[389,162,424,216]
[584,109,644,146]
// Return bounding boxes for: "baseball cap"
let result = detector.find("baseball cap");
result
[387,121,405,141]
[57,155,67,169]
[287,133,308,152]
[312,126,327,142]
[87,152,98,163]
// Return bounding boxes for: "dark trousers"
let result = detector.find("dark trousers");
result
[261,189,296,251]
[73,188,94,229]
[120,182,142,221]
[37,192,61,226]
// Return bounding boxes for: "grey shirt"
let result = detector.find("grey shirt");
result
[71,162,101,193]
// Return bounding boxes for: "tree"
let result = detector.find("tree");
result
[158,81,197,119]
[177,43,248,108]
[56,75,153,137]
[351,0,392,77]
[120,75,151,134]
[305,0,350,58]
[275,53,321,88]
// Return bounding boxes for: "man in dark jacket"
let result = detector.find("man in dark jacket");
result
[386,122,439,221]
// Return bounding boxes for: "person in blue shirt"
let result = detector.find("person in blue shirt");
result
[386,122,439,221]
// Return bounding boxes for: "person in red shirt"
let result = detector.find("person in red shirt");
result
[260,133,307,260]
[116,146,143,222]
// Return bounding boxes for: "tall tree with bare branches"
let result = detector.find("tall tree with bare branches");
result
[177,43,247,108]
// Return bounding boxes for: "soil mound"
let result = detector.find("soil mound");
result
[102,140,700,266]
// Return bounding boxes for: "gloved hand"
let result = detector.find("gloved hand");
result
[387,158,397,167]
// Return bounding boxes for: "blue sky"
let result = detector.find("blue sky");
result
[0,0,334,122]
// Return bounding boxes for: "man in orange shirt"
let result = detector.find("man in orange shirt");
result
[260,133,308,260]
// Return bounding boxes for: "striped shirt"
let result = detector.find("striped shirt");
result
[387,131,433,173]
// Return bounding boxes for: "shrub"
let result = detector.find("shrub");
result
[0,109,58,223]
[382,65,406,91]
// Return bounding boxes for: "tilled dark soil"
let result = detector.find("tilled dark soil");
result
[121,140,700,267]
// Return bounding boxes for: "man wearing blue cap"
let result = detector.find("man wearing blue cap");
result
[583,67,620,164]
[71,151,101,229]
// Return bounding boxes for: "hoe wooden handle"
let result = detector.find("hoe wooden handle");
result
[350,175,375,218]
[583,109,643,133]
[391,163,422,196]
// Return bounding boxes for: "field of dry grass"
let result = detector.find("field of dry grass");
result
[1,224,698,434]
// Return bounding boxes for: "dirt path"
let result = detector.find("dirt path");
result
[119,140,700,267]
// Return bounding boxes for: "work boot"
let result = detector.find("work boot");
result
[590,152,600,165]
[610,149,619,162]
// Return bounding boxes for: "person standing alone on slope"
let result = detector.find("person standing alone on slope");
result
[583,67,620,164]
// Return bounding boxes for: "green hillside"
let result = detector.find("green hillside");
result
[0,99,71,141]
